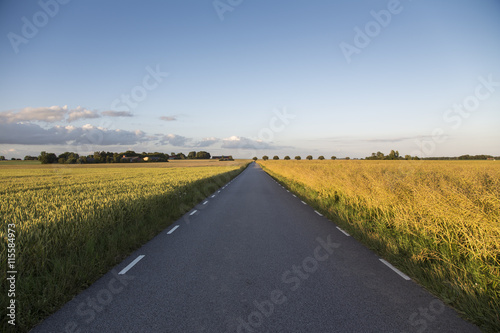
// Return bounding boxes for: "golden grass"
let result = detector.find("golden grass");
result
[258,159,500,331]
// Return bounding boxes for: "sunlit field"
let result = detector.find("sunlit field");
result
[258,159,500,331]
[0,160,249,331]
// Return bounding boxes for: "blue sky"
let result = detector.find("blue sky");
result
[1,0,499,159]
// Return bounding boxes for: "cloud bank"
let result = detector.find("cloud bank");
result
[0,122,146,145]
[0,105,134,124]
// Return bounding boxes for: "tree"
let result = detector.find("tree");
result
[252,157,258,161]
[306,155,313,160]
[273,156,279,160]
[262,155,269,161]
[113,153,122,163]
[196,151,211,159]
[345,157,350,160]
[38,151,57,164]
[387,150,399,160]
[405,155,412,160]
[318,156,325,160]
[284,156,290,160]
[122,150,138,157]
[0,156,5,160]
[331,156,337,160]
[295,156,301,160]
[187,151,197,159]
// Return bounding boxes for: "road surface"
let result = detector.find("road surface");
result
[32,162,480,332]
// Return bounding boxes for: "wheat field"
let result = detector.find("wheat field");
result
[0,161,249,331]
[258,159,500,331]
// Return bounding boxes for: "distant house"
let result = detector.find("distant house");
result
[487,158,496,161]
[212,155,232,160]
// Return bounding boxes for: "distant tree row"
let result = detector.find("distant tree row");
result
[365,150,498,161]
[253,155,339,161]
[38,151,170,164]
[365,150,416,160]
[427,154,497,160]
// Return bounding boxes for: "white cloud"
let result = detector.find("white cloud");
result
[0,122,147,146]
[194,137,220,147]
[67,106,101,122]
[0,106,136,123]
[158,134,191,147]
[0,105,68,123]
[160,116,177,121]
[221,136,276,149]
[101,110,134,117]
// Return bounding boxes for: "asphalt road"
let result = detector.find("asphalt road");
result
[32,162,480,333]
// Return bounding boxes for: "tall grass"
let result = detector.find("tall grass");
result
[0,162,249,332]
[258,160,500,332]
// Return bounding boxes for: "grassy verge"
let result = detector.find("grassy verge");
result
[1,162,249,332]
[258,160,499,332]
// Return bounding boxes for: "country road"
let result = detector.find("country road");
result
[32,162,480,333]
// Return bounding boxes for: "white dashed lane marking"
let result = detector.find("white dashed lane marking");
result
[119,255,145,275]
[380,259,411,280]
[167,225,180,235]
[336,227,350,237]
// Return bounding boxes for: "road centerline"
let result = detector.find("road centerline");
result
[119,255,145,275]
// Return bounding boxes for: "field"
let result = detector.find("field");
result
[0,160,41,166]
[258,160,500,332]
[0,160,250,331]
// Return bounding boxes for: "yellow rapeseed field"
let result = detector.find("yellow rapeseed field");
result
[258,159,500,331]
[0,161,248,331]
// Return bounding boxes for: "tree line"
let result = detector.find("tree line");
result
[255,155,338,161]
[251,150,498,161]
[36,150,213,164]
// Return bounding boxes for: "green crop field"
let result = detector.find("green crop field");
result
[258,159,500,332]
[0,160,250,331]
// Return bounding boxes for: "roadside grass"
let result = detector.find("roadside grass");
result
[258,160,500,332]
[0,162,249,332]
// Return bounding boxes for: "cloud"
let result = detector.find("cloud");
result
[67,107,101,122]
[0,106,136,123]
[194,137,220,147]
[0,122,147,146]
[158,134,191,147]
[160,116,177,121]
[323,135,435,144]
[221,136,276,149]
[101,110,134,117]
[0,105,68,123]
